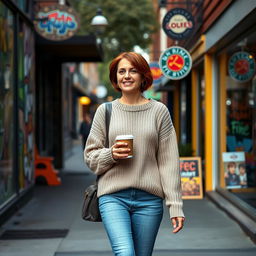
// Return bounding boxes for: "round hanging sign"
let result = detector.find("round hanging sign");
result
[159,46,192,80]
[228,51,255,82]
[149,62,163,85]
[34,4,80,41]
[162,8,194,40]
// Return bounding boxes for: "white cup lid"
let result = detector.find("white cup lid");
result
[116,135,134,140]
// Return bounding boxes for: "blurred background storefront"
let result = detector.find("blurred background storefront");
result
[152,0,256,240]
[0,0,104,224]
[0,0,35,223]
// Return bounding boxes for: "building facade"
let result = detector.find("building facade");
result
[0,0,103,224]
[0,0,35,223]
[152,0,256,240]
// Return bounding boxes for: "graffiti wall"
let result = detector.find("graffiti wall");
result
[17,22,35,190]
[0,2,15,206]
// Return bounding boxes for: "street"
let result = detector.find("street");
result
[0,143,255,256]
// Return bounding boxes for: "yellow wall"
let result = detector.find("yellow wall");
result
[191,69,198,156]
[219,53,227,188]
[204,54,213,191]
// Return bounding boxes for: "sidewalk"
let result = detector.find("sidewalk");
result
[0,143,255,256]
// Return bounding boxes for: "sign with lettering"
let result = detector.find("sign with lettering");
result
[228,51,255,82]
[159,46,192,80]
[162,8,194,40]
[180,157,203,199]
[227,92,252,153]
[34,4,80,41]
[149,62,163,85]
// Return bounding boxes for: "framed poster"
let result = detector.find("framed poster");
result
[222,152,247,189]
[180,157,203,199]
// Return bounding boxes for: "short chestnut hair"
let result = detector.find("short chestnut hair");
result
[227,162,236,169]
[109,52,153,92]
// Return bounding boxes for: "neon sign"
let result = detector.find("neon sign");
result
[34,5,80,41]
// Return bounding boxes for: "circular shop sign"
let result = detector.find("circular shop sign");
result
[149,62,163,85]
[228,51,255,82]
[162,8,194,40]
[34,4,80,41]
[159,46,192,80]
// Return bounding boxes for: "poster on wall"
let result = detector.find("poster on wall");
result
[180,157,203,199]
[222,152,247,189]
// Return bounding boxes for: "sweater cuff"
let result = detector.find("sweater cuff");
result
[104,148,118,165]
[169,205,185,219]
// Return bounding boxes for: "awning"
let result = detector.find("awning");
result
[154,77,176,92]
[36,34,103,62]
[73,83,87,96]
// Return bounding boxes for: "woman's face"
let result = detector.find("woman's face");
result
[117,58,143,94]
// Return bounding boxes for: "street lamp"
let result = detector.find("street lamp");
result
[91,8,108,34]
[59,1,108,34]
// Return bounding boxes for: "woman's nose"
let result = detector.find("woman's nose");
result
[124,71,131,78]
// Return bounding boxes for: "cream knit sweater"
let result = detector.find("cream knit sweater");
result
[84,99,184,218]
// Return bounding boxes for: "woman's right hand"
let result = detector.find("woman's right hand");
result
[111,142,131,160]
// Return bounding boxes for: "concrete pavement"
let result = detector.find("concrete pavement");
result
[0,142,255,256]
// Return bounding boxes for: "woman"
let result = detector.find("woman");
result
[85,52,185,256]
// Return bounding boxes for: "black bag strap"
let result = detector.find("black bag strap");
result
[96,102,112,183]
[105,102,112,148]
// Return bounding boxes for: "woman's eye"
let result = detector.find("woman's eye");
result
[130,69,137,73]
[118,70,125,74]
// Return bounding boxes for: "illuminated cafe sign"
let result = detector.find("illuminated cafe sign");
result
[159,46,192,80]
[34,4,80,41]
[228,51,256,82]
[162,8,194,40]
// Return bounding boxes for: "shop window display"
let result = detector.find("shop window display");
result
[221,38,256,208]
[0,2,15,206]
[226,81,255,187]
[17,21,35,190]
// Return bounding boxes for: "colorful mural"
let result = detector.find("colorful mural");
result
[0,2,15,206]
[18,22,35,190]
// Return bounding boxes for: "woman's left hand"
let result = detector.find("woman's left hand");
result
[171,216,185,233]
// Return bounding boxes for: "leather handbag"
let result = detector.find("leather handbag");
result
[82,102,112,222]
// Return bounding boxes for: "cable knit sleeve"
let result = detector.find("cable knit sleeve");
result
[157,104,184,218]
[84,104,117,175]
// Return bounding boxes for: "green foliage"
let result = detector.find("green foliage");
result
[69,0,158,59]
[69,0,158,98]
[178,143,194,157]
[98,61,121,99]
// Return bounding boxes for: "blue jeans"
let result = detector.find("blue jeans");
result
[99,188,163,256]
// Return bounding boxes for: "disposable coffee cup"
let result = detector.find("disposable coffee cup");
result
[115,135,134,158]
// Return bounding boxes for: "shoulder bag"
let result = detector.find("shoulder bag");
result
[82,102,112,222]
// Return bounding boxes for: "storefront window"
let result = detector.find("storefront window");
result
[13,0,27,12]
[0,2,15,206]
[225,79,255,187]
[17,20,35,190]
[220,34,256,208]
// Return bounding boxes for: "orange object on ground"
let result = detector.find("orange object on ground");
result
[34,147,61,186]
